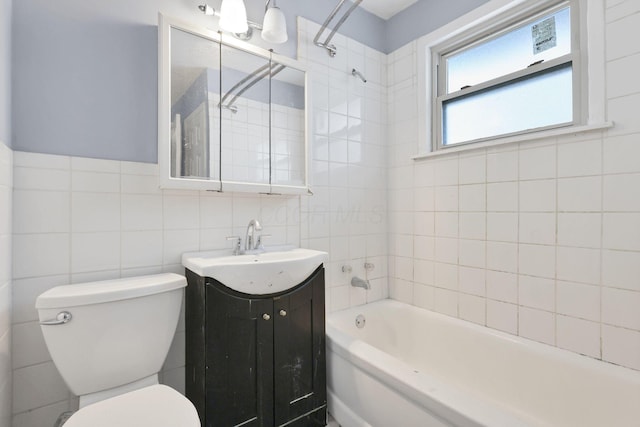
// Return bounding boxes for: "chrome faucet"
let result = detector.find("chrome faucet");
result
[244,219,263,251]
[351,276,370,290]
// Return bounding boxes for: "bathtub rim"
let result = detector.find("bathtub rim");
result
[326,313,533,426]
[326,299,640,427]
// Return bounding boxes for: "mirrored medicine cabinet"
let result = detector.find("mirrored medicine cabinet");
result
[158,14,309,194]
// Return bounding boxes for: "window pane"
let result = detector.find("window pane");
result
[446,6,570,93]
[443,64,573,146]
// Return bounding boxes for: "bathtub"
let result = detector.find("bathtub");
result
[326,300,640,427]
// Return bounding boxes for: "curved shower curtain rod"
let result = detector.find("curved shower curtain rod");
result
[313,0,364,57]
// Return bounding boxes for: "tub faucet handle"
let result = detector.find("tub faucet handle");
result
[342,265,352,273]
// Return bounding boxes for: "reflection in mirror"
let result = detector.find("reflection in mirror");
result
[270,62,306,187]
[160,14,309,193]
[220,45,271,186]
[170,27,220,180]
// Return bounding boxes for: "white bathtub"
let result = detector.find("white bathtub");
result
[326,300,640,427]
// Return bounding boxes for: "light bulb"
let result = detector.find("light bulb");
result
[219,0,249,34]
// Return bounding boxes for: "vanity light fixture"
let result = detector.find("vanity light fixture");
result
[261,0,288,44]
[198,0,288,44]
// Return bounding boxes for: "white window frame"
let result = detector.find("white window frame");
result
[414,0,610,159]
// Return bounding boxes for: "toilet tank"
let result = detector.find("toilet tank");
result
[36,273,186,397]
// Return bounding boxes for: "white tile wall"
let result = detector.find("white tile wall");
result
[0,141,12,427]
[9,151,303,423]
[298,17,388,310]
[387,0,640,372]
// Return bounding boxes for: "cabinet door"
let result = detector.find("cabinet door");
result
[205,283,274,427]
[273,268,326,426]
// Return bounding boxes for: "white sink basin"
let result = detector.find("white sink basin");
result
[182,246,328,295]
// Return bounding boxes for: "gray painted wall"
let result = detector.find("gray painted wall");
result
[1,0,10,146]
[11,0,485,163]
[385,0,489,53]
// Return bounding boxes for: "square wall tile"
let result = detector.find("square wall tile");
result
[121,231,163,269]
[487,213,518,242]
[557,281,600,321]
[13,190,70,234]
[519,145,556,180]
[557,213,601,248]
[602,325,640,370]
[487,182,518,212]
[602,249,640,291]
[71,232,120,273]
[519,275,555,311]
[459,213,486,240]
[71,193,120,232]
[519,307,554,345]
[13,234,70,279]
[487,300,517,334]
[603,213,640,251]
[487,242,518,273]
[459,293,485,325]
[556,315,601,358]
[602,287,640,330]
[557,139,602,177]
[459,154,486,184]
[519,180,556,212]
[433,288,458,317]
[603,174,640,212]
[487,150,518,182]
[558,177,602,212]
[459,266,485,297]
[459,184,486,212]
[519,213,556,245]
[13,362,69,414]
[486,270,517,303]
[519,244,556,279]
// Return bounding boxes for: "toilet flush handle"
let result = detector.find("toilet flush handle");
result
[40,311,72,325]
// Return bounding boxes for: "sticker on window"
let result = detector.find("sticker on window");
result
[532,16,557,54]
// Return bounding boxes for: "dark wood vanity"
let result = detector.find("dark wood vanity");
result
[185,266,327,427]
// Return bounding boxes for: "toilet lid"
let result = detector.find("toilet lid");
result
[63,385,200,427]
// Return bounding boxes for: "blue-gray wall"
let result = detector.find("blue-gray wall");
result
[1,0,10,147]
[11,0,485,163]
[385,0,489,53]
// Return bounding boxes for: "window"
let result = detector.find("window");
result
[433,1,580,149]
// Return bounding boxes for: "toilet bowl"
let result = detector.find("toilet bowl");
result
[36,273,200,426]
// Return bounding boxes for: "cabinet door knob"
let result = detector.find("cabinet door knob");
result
[262,313,271,321]
[279,309,287,317]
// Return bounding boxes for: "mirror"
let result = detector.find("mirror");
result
[158,15,309,194]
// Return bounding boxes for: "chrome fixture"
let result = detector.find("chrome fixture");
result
[40,311,73,326]
[245,219,263,251]
[314,0,364,57]
[352,68,367,83]
[219,62,285,113]
[226,236,242,255]
[351,276,370,290]
[342,265,352,273]
[355,314,366,329]
[255,234,271,250]
[364,262,374,271]
[198,0,289,44]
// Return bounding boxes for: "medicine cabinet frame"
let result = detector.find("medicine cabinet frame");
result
[158,13,310,194]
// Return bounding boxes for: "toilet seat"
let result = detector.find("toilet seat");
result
[63,385,200,427]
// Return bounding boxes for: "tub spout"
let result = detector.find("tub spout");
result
[351,276,370,290]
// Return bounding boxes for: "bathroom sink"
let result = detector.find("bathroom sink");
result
[182,246,328,295]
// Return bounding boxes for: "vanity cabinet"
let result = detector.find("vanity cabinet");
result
[185,266,327,427]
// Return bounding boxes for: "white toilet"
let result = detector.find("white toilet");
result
[35,273,200,426]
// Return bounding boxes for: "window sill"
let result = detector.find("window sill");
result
[412,121,613,161]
